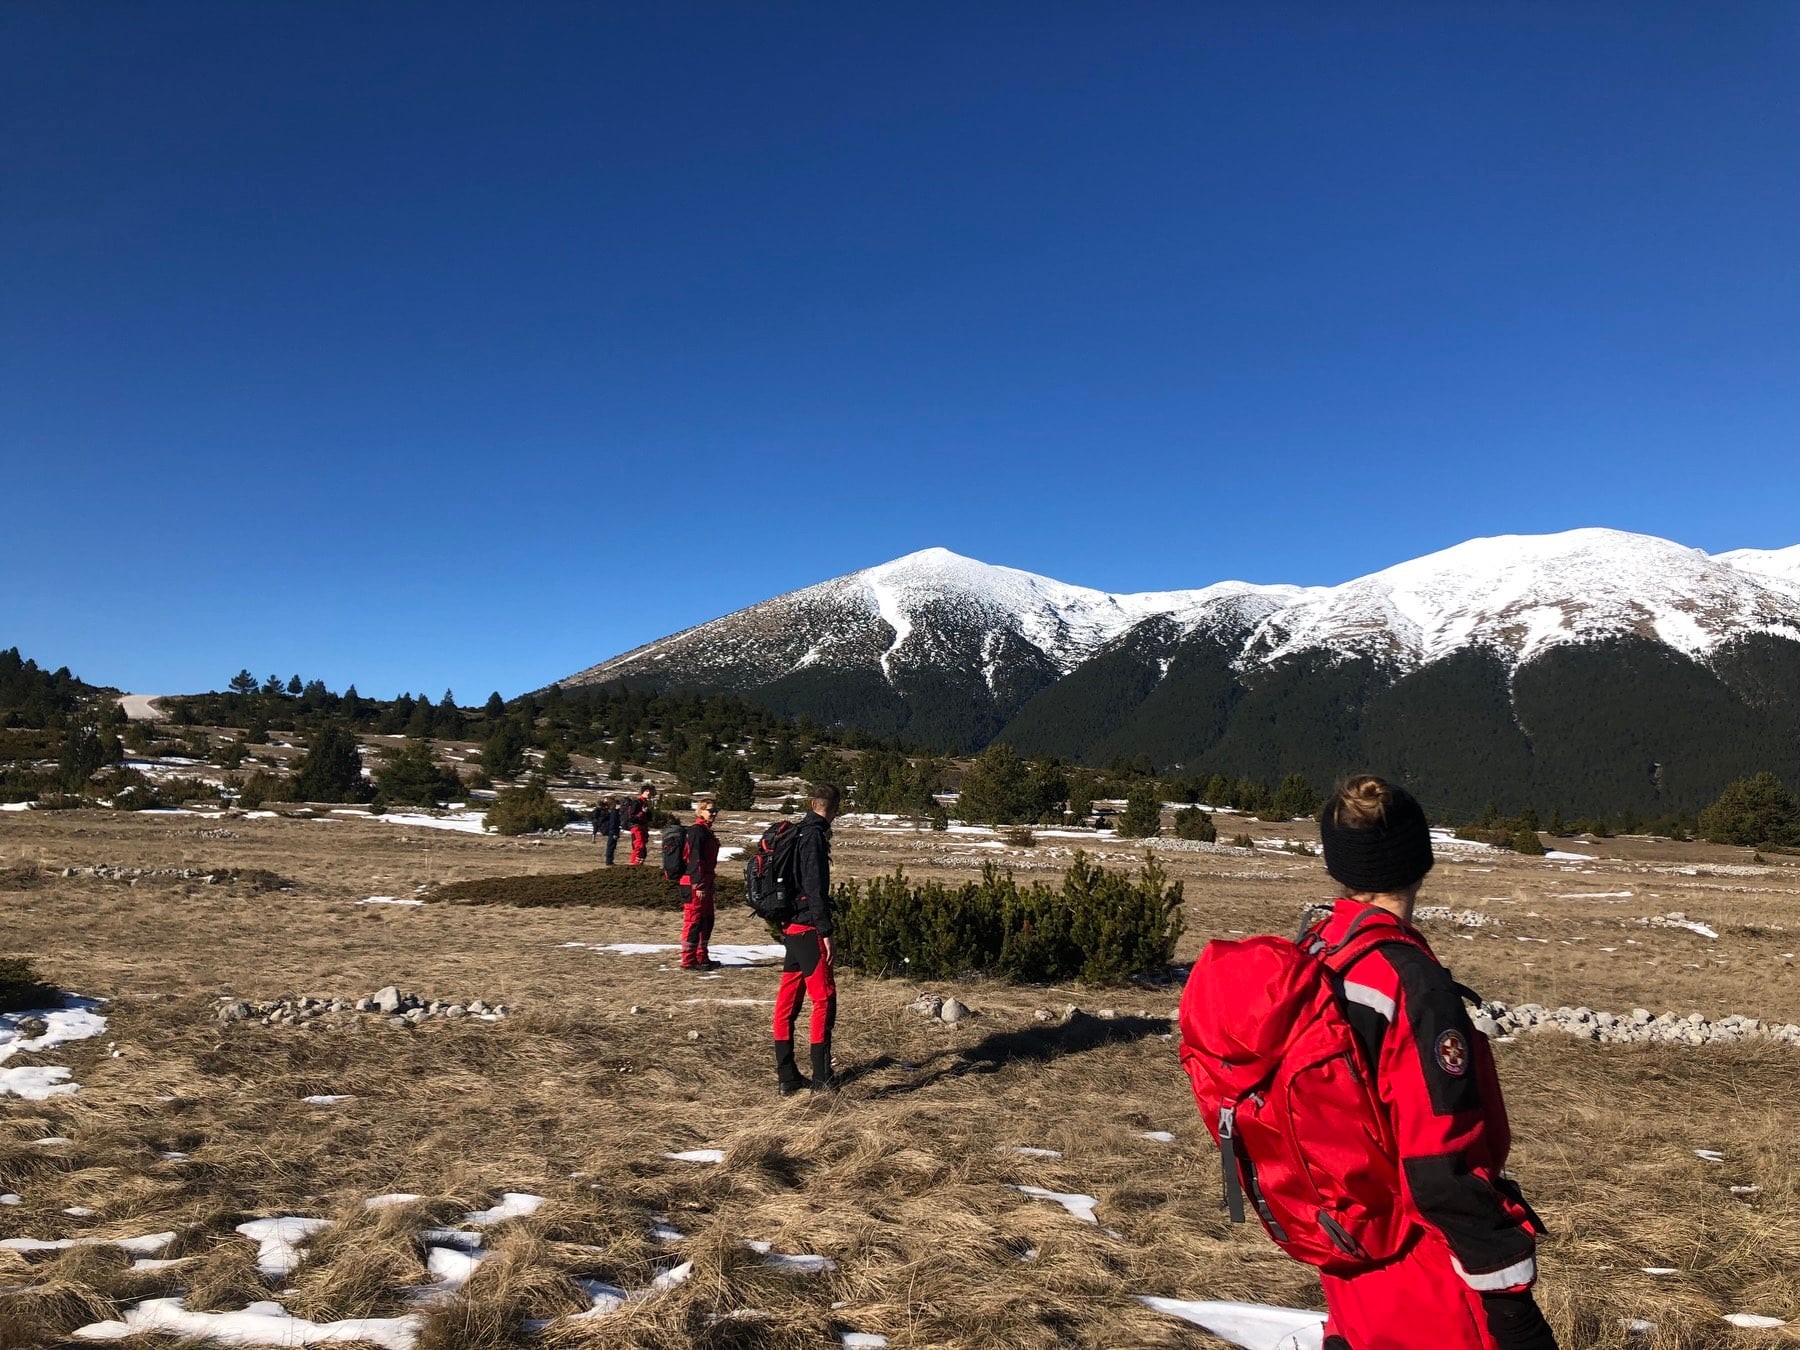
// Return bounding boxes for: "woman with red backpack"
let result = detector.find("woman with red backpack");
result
[1179,775,1557,1350]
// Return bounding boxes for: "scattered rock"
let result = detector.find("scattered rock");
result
[939,998,972,1024]
[1033,1009,1055,1022]
[687,1030,701,1041]
[216,1002,252,1025]
[373,986,403,1015]
[907,995,944,1019]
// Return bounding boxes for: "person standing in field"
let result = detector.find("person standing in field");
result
[679,797,721,970]
[593,797,623,866]
[625,785,655,866]
[773,783,841,1096]
[1179,775,1556,1350]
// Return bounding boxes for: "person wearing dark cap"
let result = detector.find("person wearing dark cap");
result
[1308,775,1557,1350]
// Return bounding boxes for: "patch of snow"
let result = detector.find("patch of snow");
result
[358,896,423,907]
[463,1192,543,1225]
[1012,1147,1062,1158]
[842,1336,889,1349]
[582,942,783,966]
[1722,1313,1787,1329]
[744,1239,836,1273]
[1141,1131,1176,1143]
[302,1095,353,1106]
[1,1232,175,1256]
[1695,1150,1726,1163]
[0,997,109,1100]
[1137,1297,1326,1350]
[236,1216,334,1277]
[0,1194,18,1205]
[1012,1185,1099,1224]
[72,1297,424,1348]
[664,1148,725,1164]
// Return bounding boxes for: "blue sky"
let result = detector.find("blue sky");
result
[4,3,1795,700]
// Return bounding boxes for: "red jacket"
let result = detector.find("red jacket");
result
[1315,898,1541,1294]
[680,820,720,890]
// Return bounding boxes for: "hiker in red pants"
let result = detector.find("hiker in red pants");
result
[625,785,654,866]
[679,797,721,971]
[1180,775,1556,1350]
[772,784,841,1095]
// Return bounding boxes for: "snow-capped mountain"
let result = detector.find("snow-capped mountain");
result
[565,530,1800,695]
[558,530,1800,815]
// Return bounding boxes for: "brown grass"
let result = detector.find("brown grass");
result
[0,810,1797,1345]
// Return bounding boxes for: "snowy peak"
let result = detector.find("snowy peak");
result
[1247,528,1800,669]
[560,529,1800,704]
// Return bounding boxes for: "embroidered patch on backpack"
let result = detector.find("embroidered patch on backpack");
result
[1434,1029,1469,1077]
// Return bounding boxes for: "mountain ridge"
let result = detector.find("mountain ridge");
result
[557,530,1800,816]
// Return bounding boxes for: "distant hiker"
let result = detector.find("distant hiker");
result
[676,797,721,970]
[625,786,655,866]
[772,783,841,1096]
[1178,775,1556,1350]
[593,797,623,866]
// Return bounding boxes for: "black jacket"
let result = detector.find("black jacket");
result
[625,796,654,829]
[791,811,833,936]
[593,804,622,838]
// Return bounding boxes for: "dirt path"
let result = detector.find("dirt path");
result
[117,693,165,721]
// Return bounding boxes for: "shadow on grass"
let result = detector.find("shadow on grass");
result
[858,1012,1170,1097]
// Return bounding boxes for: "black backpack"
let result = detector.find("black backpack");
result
[660,823,688,882]
[743,820,804,923]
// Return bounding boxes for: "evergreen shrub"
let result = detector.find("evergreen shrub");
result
[483,784,574,836]
[1117,785,1163,838]
[1513,827,1546,856]
[1172,807,1216,842]
[1698,773,1799,847]
[834,850,1183,984]
[428,866,739,909]
[0,956,57,1014]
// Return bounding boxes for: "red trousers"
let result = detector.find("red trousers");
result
[1321,1228,1498,1350]
[628,825,648,865]
[680,885,714,967]
[773,924,835,1046]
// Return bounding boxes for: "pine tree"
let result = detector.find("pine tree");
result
[484,691,506,720]
[1270,773,1322,821]
[1698,773,1799,847]
[482,718,528,779]
[715,757,756,810]
[1118,784,1163,838]
[286,674,303,696]
[228,669,258,696]
[291,725,366,803]
[957,744,1035,824]
[539,739,572,778]
[375,739,464,807]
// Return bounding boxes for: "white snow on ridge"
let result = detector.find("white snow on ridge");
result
[1240,529,1800,672]
[567,529,1800,692]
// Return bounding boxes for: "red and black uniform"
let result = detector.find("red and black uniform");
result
[678,817,720,969]
[1313,899,1555,1350]
[625,794,653,866]
[772,811,835,1090]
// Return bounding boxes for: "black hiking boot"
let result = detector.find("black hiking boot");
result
[808,1040,838,1094]
[774,1040,809,1097]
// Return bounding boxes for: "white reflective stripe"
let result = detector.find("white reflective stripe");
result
[1343,982,1395,1021]
[1453,1253,1537,1291]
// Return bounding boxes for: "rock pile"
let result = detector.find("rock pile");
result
[61,865,287,888]
[905,994,976,1024]
[1413,905,1496,929]
[216,989,509,1030]
[1480,1001,1800,1047]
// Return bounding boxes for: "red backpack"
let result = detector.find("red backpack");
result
[1177,909,1430,1275]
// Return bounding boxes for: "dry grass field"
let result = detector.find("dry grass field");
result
[2,805,1798,1348]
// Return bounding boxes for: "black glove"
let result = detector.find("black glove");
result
[1482,1292,1559,1350]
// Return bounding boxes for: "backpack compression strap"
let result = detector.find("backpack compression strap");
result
[1218,1103,1246,1224]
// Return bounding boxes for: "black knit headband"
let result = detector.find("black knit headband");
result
[1318,785,1435,895]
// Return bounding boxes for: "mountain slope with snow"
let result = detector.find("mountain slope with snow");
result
[559,531,1800,809]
